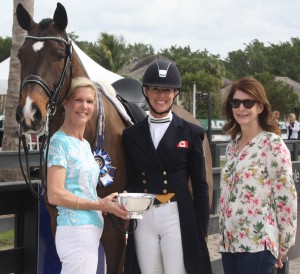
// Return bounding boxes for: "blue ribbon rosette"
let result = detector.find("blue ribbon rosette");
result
[93,147,116,187]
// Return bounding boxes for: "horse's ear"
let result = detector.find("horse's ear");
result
[53,2,68,31]
[16,3,34,31]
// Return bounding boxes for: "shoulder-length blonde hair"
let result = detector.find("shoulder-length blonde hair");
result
[222,77,280,139]
[66,77,97,100]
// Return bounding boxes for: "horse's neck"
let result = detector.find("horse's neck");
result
[84,110,97,146]
[71,49,89,77]
[49,49,100,143]
[50,108,65,136]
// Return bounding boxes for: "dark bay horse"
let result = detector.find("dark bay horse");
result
[15,3,213,273]
[16,3,127,274]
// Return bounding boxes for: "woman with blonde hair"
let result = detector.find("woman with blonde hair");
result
[285,112,300,140]
[272,110,280,126]
[47,77,128,273]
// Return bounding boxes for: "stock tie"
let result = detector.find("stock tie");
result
[149,117,171,124]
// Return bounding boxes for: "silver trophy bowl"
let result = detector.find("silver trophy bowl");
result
[117,193,156,219]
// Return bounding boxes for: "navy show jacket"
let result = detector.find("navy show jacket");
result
[122,113,212,274]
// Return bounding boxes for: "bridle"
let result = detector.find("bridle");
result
[17,35,132,234]
[18,34,73,200]
[21,35,73,116]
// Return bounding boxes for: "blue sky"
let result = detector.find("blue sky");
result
[1,0,299,59]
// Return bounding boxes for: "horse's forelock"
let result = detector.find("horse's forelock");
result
[38,19,54,31]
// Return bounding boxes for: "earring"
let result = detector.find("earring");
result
[64,105,67,110]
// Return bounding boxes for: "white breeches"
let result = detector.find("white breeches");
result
[134,202,187,274]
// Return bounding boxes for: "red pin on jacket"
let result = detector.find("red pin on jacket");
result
[177,140,188,148]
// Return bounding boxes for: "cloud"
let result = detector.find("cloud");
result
[1,0,299,59]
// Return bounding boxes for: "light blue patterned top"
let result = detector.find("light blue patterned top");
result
[47,131,103,228]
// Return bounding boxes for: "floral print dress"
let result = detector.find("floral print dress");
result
[219,131,297,258]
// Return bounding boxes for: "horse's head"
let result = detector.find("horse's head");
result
[15,3,73,134]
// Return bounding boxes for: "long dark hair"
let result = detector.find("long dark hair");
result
[222,77,280,139]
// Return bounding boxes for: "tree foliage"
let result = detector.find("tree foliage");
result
[224,40,271,78]
[127,42,155,62]
[161,45,193,60]
[86,32,131,72]
[225,37,300,82]
[268,38,300,82]
[253,72,300,117]
[160,45,225,118]
[67,31,95,53]
[182,70,222,119]
[3,31,300,118]
[223,37,300,116]
[0,36,12,62]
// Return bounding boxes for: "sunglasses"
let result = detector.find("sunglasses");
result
[229,99,256,109]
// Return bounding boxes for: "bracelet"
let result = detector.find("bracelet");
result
[76,196,80,210]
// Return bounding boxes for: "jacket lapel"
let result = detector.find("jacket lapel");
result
[156,114,182,159]
[132,118,164,167]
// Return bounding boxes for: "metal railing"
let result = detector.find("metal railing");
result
[210,139,300,167]
[0,180,38,274]
[0,150,299,274]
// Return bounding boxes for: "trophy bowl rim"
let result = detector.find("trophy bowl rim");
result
[117,193,156,199]
[117,193,156,216]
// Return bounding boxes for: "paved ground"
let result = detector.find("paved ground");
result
[207,234,300,274]
[288,258,300,273]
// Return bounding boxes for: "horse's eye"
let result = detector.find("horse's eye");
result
[57,54,65,62]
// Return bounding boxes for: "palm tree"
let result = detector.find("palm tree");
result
[1,0,34,181]
[88,32,131,72]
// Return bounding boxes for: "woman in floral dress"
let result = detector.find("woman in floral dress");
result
[219,77,297,274]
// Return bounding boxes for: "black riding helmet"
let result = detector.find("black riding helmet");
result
[142,60,182,89]
[142,60,181,115]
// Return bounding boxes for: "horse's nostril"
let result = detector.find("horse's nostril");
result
[34,108,42,123]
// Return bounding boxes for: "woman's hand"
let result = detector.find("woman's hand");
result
[274,253,284,269]
[98,192,128,220]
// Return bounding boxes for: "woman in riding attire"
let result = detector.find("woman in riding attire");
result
[123,61,212,274]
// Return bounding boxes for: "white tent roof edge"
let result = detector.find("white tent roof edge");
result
[0,58,10,95]
[0,42,123,96]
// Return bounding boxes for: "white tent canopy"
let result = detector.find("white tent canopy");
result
[73,42,123,84]
[0,42,123,95]
[0,58,10,95]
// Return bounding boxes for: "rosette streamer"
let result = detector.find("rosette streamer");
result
[93,94,116,187]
